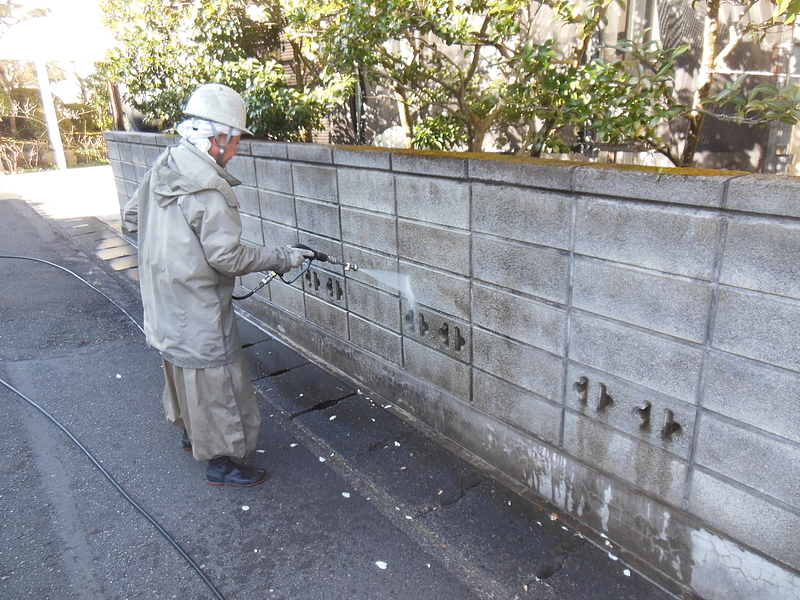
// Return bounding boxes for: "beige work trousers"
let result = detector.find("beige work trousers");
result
[161,353,261,462]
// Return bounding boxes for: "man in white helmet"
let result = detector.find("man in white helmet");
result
[123,83,312,487]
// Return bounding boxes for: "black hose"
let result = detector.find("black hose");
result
[0,255,145,335]
[0,255,226,600]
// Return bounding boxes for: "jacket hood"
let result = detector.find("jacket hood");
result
[151,139,242,208]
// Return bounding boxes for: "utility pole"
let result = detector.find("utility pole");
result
[34,57,66,171]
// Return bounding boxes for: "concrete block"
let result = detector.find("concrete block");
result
[238,272,267,301]
[259,190,295,227]
[572,257,712,344]
[472,183,572,250]
[402,338,471,401]
[298,232,344,273]
[124,179,138,199]
[563,411,688,507]
[565,364,695,459]
[130,142,147,166]
[473,234,569,305]
[134,164,148,182]
[334,147,392,170]
[154,133,177,148]
[267,279,305,316]
[399,260,471,322]
[689,469,800,570]
[345,278,401,333]
[240,213,263,246]
[574,198,720,280]
[341,245,398,288]
[720,217,800,301]
[293,163,338,202]
[295,197,340,239]
[113,176,127,199]
[713,287,800,372]
[121,161,136,182]
[391,152,467,179]
[472,370,562,445]
[726,174,800,218]
[127,132,147,144]
[110,160,123,179]
[398,219,470,276]
[401,305,470,361]
[227,155,257,186]
[261,221,297,247]
[303,269,347,309]
[144,145,162,166]
[337,167,395,213]
[473,327,563,402]
[472,283,566,356]
[235,186,259,217]
[255,158,293,194]
[573,165,731,208]
[117,142,133,163]
[703,351,800,445]
[689,525,800,600]
[341,207,397,256]
[287,143,333,164]
[695,414,800,508]
[305,293,349,339]
[468,156,574,190]
[234,140,251,156]
[396,174,470,229]
[250,141,287,159]
[348,314,403,365]
[569,312,703,404]
[105,141,120,161]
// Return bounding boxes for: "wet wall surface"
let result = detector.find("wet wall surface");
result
[0,194,674,599]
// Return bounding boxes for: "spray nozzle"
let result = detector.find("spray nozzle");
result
[292,244,358,271]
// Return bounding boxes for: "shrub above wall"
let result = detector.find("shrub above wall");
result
[105,131,800,600]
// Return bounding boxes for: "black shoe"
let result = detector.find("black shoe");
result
[206,457,267,487]
[181,430,192,451]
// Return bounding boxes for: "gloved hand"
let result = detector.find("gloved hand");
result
[286,246,315,269]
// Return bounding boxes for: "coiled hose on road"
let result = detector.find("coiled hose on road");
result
[0,255,226,600]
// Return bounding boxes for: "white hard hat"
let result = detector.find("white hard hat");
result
[184,83,253,136]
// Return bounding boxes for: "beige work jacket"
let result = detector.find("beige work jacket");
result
[123,140,291,368]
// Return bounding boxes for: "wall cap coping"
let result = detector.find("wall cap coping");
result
[105,133,799,216]
[105,133,758,178]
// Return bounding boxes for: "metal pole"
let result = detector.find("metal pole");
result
[34,58,67,171]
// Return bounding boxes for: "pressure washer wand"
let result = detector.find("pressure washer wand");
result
[292,244,358,272]
[233,245,358,301]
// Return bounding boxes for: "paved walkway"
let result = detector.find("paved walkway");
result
[0,166,675,600]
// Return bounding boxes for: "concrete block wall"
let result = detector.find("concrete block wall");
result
[104,131,800,600]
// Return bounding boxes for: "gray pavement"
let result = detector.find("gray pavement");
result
[0,172,676,600]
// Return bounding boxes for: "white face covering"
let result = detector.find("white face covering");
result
[176,118,242,153]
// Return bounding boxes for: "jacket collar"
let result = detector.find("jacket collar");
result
[178,138,242,188]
